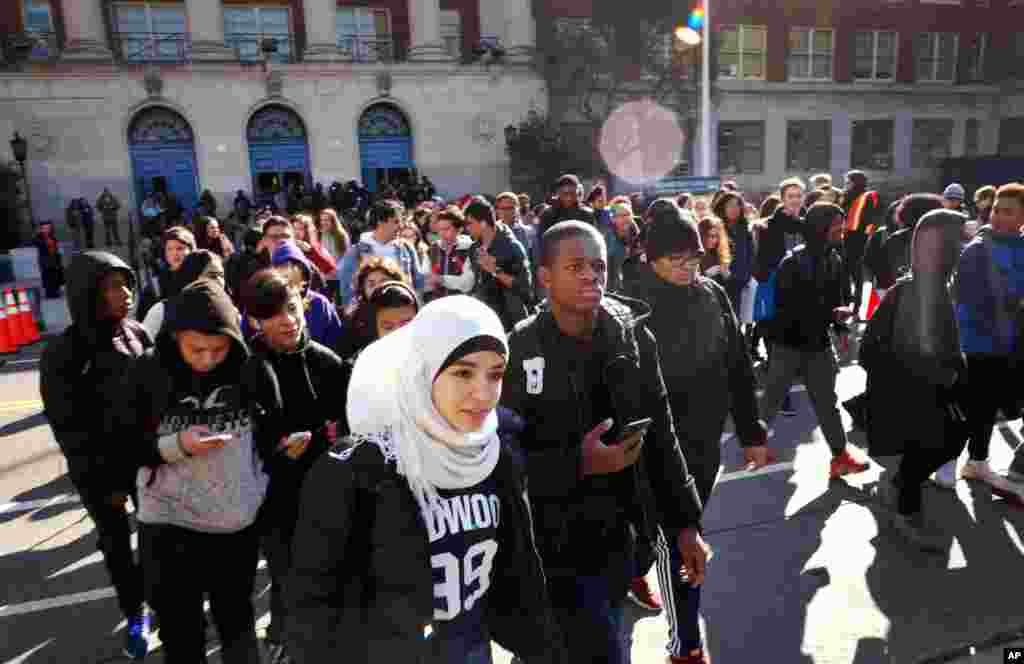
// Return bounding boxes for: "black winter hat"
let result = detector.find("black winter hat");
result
[645,205,703,262]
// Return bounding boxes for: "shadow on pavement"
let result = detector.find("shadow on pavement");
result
[0,411,48,438]
[0,473,79,526]
[862,457,1024,664]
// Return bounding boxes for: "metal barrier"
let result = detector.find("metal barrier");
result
[225,33,296,63]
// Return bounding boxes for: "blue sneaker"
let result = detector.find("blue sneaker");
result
[123,614,150,660]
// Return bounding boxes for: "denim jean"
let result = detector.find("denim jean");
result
[548,572,630,664]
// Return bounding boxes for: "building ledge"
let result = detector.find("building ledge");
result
[715,79,1002,95]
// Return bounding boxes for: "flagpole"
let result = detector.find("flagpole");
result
[701,0,712,177]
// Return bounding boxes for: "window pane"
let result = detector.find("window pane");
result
[965,118,980,156]
[743,53,764,78]
[876,48,895,79]
[356,10,375,35]
[851,120,894,170]
[374,10,389,35]
[812,54,832,78]
[744,26,766,51]
[788,29,809,52]
[719,122,765,174]
[336,8,356,34]
[877,31,896,56]
[261,8,290,34]
[224,8,257,34]
[151,7,186,34]
[911,119,953,167]
[998,117,1024,156]
[719,27,739,52]
[813,30,833,52]
[937,33,957,79]
[24,0,52,32]
[787,120,831,171]
[854,32,874,59]
[116,6,148,33]
[788,54,810,79]
[718,52,739,78]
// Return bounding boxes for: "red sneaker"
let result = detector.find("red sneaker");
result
[668,649,712,664]
[628,576,662,612]
[830,448,870,479]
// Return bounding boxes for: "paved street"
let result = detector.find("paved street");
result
[2,336,1024,664]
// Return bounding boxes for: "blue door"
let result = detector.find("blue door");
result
[358,104,414,193]
[247,106,311,207]
[128,107,199,216]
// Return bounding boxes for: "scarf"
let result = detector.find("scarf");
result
[346,295,507,519]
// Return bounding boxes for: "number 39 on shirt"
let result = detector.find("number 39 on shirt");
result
[431,539,498,620]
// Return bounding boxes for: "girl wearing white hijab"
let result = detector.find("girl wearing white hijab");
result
[285,295,566,664]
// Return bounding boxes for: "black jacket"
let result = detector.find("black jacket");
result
[501,295,702,593]
[537,203,596,239]
[860,278,966,456]
[627,269,763,453]
[753,208,804,282]
[242,331,349,512]
[471,223,533,331]
[40,252,152,501]
[766,243,851,351]
[285,418,566,664]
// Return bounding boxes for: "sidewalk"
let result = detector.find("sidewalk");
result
[941,638,1024,663]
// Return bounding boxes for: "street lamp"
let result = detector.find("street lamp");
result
[9,132,33,228]
[675,2,712,177]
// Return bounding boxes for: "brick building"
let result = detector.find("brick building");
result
[540,0,1024,198]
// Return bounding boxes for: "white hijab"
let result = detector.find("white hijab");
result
[346,295,507,518]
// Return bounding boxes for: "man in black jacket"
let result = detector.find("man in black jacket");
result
[464,197,534,331]
[502,220,709,664]
[39,251,152,659]
[240,269,348,664]
[627,204,769,662]
[761,203,871,480]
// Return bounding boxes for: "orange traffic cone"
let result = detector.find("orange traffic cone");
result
[16,288,40,344]
[4,289,23,347]
[0,299,16,354]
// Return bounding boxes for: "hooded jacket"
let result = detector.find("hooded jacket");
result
[285,415,567,664]
[861,210,966,456]
[265,241,345,353]
[627,268,763,461]
[40,252,152,500]
[501,294,702,596]
[124,280,270,533]
[242,329,350,517]
[470,222,533,331]
[765,207,851,350]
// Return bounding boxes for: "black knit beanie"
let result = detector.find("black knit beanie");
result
[645,206,704,262]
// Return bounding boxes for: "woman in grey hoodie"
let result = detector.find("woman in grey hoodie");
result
[125,279,271,663]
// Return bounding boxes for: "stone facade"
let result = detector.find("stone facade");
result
[0,65,545,227]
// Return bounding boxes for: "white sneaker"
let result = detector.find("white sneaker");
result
[961,459,997,483]
[932,459,958,489]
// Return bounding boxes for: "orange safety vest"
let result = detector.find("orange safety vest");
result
[846,191,878,233]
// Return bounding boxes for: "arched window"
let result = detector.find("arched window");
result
[248,105,307,143]
[128,107,194,144]
[358,104,411,139]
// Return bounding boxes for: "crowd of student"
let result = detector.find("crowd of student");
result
[38,170,1024,664]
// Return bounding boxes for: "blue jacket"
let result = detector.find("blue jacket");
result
[956,233,1024,355]
[336,233,424,306]
[241,241,346,353]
